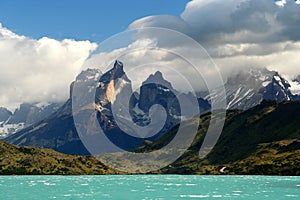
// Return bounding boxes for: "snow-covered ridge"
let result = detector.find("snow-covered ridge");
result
[0,122,25,138]
[0,102,62,138]
[209,68,299,110]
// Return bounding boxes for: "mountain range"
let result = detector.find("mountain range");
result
[4,61,210,154]
[209,68,299,110]
[0,103,61,138]
[2,61,300,158]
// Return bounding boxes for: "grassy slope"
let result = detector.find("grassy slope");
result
[152,100,300,175]
[0,140,119,175]
[1,100,300,175]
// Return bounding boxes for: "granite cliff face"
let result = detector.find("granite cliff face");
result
[93,61,208,150]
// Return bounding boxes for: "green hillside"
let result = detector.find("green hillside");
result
[147,100,300,175]
[1,100,300,175]
[0,140,118,175]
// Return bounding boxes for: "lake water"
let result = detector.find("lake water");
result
[0,175,299,199]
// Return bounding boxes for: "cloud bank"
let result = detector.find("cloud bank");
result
[125,0,300,81]
[0,23,97,110]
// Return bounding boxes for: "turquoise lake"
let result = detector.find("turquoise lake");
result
[0,175,299,199]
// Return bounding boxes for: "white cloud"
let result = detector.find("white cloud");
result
[84,30,220,93]
[0,23,97,110]
[129,15,190,33]
[2,0,300,110]
[275,0,287,6]
[118,0,300,84]
[81,0,300,96]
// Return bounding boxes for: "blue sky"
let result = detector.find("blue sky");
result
[0,0,189,42]
[1,0,300,109]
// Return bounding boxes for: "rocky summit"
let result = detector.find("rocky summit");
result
[208,68,299,110]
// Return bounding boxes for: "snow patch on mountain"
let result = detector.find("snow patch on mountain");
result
[0,102,62,138]
[209,68,297,110]
[0,122,25,138]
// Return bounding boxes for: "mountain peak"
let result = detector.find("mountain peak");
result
[154,71,163,78]
[111,60,125,78]
[99,60,129,84]
[113,60,123,70]
[211,67,297,110]
[143,71,173,89]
